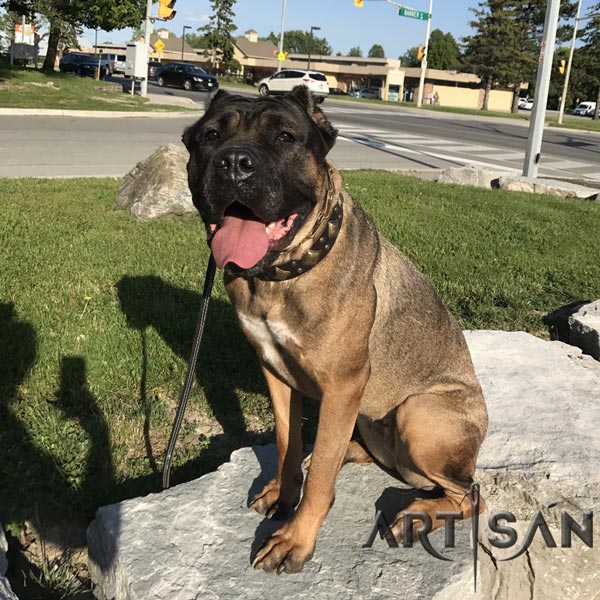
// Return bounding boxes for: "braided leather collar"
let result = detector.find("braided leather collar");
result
[255,195,343,281]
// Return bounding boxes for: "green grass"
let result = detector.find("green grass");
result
[1,173,599,540]
[0,64,187,111]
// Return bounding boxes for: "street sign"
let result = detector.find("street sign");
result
[398,7,429,20]
[154,39,165,54]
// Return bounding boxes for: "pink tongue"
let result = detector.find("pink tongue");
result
[211,215,269,269]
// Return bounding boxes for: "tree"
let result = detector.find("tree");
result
[462,1,535,111]
[400,46,421,67]
[199,0,237,72]
[1,0,145,72]
[579,2,600,119]
[262,29,332,55]
[427,29,461,70]
[184,32,208,49]
[348,46,362,57]
[368,44,385,58]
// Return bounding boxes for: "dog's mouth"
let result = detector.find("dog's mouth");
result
[208,202,301,270]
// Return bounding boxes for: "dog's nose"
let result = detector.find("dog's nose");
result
[213,148,256,181]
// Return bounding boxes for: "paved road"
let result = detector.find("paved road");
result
[0,82,598,180]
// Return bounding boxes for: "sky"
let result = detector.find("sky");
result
[86,0,598,59]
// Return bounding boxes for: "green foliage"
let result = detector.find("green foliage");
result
[262,29,332,55]
[185,31,208,49]
[200,0,237,70]
[427,29,461,70]
[348,46,362,57]
[400,46,421,67]
[368,43,385,58]
[578,2,600,118]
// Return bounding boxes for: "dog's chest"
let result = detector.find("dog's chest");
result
[237,311,304,383]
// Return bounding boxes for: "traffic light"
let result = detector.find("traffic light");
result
[158,0,176,20]
[417,45,424,60]
[354,0,364,6]
[558,59,566,75]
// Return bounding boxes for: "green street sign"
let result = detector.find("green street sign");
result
[398,7,429,20]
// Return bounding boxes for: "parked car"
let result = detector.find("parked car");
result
[258,69,329,102]
[573,101,596,117]
[156,62,219,92]
[329,87,348,96]
[99,52,126,75]
[518,97,534,110]
[59,53,106,78]
[348,88,380,99]
[148,61,162,81]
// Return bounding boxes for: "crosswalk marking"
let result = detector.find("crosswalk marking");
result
[334,122,598,181]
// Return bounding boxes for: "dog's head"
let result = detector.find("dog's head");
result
[182,86,337,272]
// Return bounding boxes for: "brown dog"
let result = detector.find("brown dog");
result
[182,86,488,574]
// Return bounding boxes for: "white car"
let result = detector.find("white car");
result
[258,69,329,102]
[518,97,534,110]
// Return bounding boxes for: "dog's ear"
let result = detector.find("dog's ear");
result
[287,85,338,153]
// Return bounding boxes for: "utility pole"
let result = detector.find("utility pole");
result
[308,25,320,70]
[140,0,153,98]
[523,0,561,178]
[558,0,582,124]
[277,0,287,72]
[416,0,433,108]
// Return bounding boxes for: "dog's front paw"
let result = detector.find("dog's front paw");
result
[252,522,315,574]
[249,475,301,519]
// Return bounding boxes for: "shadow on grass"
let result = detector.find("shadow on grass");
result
[116,275,272,485]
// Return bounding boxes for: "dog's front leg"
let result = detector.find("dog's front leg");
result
[253,367,369,574]
[250,367,303,519]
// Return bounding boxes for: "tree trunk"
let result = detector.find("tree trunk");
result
[482,76,492,111]
[511,88,520,113]
[42,21,61,73]
[594,85,600,121]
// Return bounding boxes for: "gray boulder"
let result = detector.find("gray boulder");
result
[568,300,600,360]
[87,331,600,600]
[497,176,599,199]
[115,143,196,221]
[436,165,506,189]
[0,526,18,600]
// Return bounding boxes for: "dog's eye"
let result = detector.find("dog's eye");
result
[205,129,220,142]
[277,131,295,143]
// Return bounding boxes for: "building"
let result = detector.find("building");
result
[232,29,515,111]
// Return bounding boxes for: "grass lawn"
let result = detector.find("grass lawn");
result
[0,64,187,112]
[1,172,599,591]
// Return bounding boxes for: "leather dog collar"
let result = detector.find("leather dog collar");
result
[256,195,343,282]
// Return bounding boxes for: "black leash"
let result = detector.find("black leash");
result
[162,254,217,489]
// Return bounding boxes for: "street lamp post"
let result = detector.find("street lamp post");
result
[181,25,191,61]
[308,25,320,70]
[558,0,582,125]
[277,0,287,72]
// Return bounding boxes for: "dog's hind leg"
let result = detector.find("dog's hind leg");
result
[387,388,488,542]
[249,367,303,519]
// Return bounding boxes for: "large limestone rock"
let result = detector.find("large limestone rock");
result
[87,331,600,600]
[498,176,599,199]
[0,526,18,600]
[436,165,506,189]
[568,300,600,361]
[115,143,195,221]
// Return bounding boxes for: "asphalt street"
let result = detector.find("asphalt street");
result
[0,80,598,180]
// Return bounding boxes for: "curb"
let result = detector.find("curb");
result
[0,108,201,118]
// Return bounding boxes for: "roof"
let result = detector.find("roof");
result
[149,33,196,56]
[234,36,278,59]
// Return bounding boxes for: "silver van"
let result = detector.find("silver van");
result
[573,101,596,117]
[99,52,126,75]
